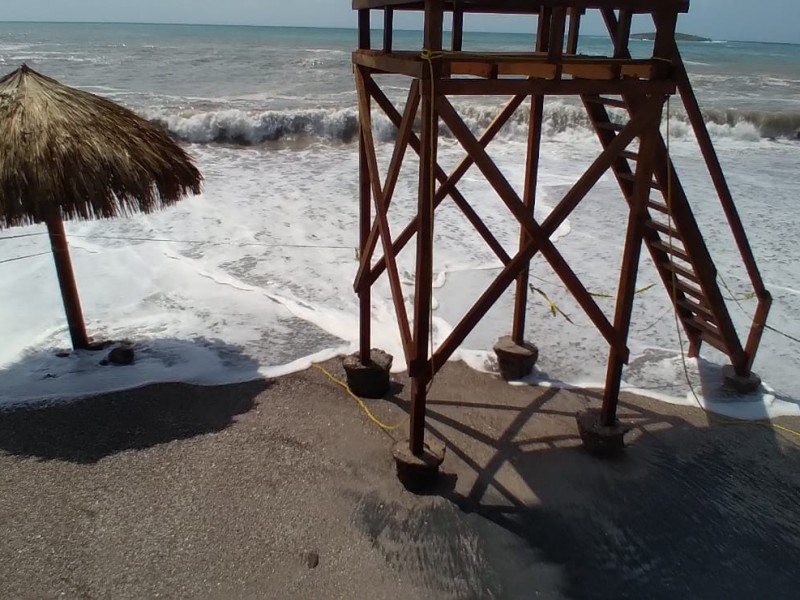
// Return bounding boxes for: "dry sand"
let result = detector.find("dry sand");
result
[1,360,799,599]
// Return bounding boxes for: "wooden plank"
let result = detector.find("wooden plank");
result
[352,51,423,77]
[436,78,675,96]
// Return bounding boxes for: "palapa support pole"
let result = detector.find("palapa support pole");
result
[45,211,89,350]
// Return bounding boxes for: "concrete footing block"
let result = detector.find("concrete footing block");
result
[493,335,538,381]
[721,365,762,394]
[392,438,445,492]
[576,408,631,457]
[342,349,393,398]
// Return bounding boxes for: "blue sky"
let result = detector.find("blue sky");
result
[2,1,799,44]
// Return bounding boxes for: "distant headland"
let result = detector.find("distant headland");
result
[631,32,712,42]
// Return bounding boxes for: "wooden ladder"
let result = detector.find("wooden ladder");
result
[582,93,751,373]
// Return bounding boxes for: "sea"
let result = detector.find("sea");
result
[1,22,798,419]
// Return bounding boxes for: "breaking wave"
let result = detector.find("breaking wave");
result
[146,102,800,147]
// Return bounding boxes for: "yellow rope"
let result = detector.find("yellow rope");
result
[311,363,407,432]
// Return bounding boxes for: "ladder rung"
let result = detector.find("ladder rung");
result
[619,172,661,190]
[596,121,626,132]
[686,317,728,353]
[677,298,716,321]
[649,239,690,263]
[700,328,729,354]
[673,279,704,299]
[646,219,681,239]
[621,150,639,161]
[661,260,700,284]
[588,96,627,109]
[647,199,670,214]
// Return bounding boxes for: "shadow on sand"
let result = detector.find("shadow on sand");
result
[361,375,800,600]
[0,338,268,463]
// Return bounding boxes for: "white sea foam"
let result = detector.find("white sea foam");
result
[1,23,798,421]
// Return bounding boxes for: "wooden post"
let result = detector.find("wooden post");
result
[512,10,552,344]
[452,7,464,51]
[358,9,371,51]
[410,0,443,456]
[566,8,582,54]
[358,14,372,363]
[511,96,544,344]
[601,98,663,425]
[383,8,393,53]
[45,212,89,350]
[358,112,372,363]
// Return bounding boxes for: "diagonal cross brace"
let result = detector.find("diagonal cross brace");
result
[354,81,420,277]
[354,80,524,293]
[422,96,666,377]
[355,67,414,362]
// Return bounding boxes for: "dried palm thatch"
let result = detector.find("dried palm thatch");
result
[0,64,203,350]
[0,64,202,228]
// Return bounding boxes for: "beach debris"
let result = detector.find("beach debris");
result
[103,345,135,366]
[342,349,393,398]
[305,550,320,569]
[0,64,202,351]
[493,335,539,381]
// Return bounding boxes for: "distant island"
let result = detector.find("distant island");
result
[631,32,712,42]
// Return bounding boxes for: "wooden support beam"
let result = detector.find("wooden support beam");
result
[452,6,464,51]
[409,0,444,456]
[614,9,632,58]
[566,7,582,54]
[512,94,545,344]
[383,8,394,52]
[548,7,567,63]
[425,96,665,375]
[601,97,662,425]
[436,79,675,97]
[354,82,420,288]
[437,95,638,361]
[358,76,373,361]
[355,67,414,363]
[358,9,371,50]
[355,86,524,291]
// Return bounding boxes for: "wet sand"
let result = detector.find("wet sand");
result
[1,360,799,599]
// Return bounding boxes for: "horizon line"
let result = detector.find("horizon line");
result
[0,20,796,46]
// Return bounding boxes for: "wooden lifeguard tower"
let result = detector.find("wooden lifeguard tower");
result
[349,0,771,471]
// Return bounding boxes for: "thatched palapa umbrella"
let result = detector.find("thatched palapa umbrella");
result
[0,64,202,350]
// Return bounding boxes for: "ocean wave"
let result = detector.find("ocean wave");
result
[146,102,800,147]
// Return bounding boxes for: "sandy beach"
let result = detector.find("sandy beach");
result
[1,360,799,599]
